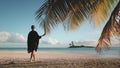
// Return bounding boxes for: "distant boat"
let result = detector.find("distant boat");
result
[69,41,94,48]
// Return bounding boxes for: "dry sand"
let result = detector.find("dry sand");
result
[0,51,120,68]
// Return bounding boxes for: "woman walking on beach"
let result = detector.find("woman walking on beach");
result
[27,25,46,62]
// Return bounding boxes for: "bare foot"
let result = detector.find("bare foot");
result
[29,59,32,62]
[33,58,35,62]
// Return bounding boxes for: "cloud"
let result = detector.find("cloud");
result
[73,39,120,47]
[0,32,26,43]
[40,38,63,45]
[73,40,97,46]
[111,38,120,46]
[47,38,59,45]
[0,32,62,45]
[0,32,10,42]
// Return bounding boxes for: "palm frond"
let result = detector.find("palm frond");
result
[96,1,120,52]
[36,0,117,33]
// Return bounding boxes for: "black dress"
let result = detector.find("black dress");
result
[27,30,41,53]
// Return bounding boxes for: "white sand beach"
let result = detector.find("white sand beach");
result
[0,51,97,62]
[0,51,120,68]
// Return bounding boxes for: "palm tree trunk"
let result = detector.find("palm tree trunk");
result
[96,1,120,52]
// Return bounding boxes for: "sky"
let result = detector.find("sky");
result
[0,0,119,47]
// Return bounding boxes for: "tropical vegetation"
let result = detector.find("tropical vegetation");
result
[36,0,120,52]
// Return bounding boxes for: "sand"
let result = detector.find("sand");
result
[0,51,120,68]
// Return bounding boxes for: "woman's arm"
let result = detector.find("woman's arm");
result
[41,32,46,37]
[41,26,46,37]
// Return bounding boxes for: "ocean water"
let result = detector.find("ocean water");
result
[0,43,120,58]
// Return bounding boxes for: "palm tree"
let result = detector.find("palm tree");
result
[96,1,120,52]
[36,0,120,52]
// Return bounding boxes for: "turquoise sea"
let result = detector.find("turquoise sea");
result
[0,43,120,58]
